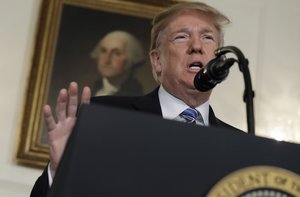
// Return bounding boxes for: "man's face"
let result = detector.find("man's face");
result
[97,34,129,79]
[151,10,220,104]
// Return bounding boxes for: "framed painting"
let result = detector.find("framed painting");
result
[16,0,180,168]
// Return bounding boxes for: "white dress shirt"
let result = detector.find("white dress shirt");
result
[158,86,210,126]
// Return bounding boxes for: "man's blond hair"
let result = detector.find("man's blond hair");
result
[150,2,231,52]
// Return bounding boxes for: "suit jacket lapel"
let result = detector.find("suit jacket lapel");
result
[131,87,162,116]
[209,106,222,127]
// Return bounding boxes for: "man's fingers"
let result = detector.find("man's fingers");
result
[52,82,86,122]
[56,88,68,121]
[67,82,78,118]
[44,105,56,131]
[81,86,91,104]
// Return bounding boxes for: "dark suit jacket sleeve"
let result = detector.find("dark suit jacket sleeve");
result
[30,166,49,197]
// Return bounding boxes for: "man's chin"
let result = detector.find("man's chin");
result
[188,86,212,96]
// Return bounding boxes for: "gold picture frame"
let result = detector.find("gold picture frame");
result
[16,0,180,168]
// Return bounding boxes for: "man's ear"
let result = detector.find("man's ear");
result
[150,50,162,74]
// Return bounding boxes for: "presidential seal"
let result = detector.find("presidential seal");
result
[206,166,300,197]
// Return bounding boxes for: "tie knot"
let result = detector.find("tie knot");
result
[180,108,200,124]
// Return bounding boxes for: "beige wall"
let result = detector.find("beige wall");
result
[0,0,299,196]
[206,0,300,142]
[0,0,43,196]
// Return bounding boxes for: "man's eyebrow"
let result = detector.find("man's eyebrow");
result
[169,27,215,36]
[168,28,191,38]
[199,28,214,34]
[170,27,190,35]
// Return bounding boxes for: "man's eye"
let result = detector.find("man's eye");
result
[173,34,189,42]
[99,48,107,54]
[112,52,120,57]
[203,34,214,40]
[175,35,186,39]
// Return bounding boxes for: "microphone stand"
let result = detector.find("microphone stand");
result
[216,46,255,135]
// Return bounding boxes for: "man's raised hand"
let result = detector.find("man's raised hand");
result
[44,82,91,178]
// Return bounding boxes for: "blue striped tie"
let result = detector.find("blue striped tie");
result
[180,108,200,124]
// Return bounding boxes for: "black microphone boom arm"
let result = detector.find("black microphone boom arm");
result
[194,46,255,135]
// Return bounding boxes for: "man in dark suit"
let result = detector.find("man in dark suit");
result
[31,2,241,196]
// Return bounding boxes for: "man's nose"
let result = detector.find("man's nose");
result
[187,37,203,54]
[102,52,112,64]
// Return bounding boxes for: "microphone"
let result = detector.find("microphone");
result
[194,57,236,92]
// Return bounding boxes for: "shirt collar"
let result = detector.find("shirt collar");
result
[158,85,210,126]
